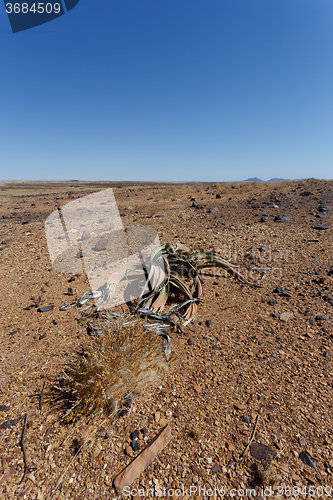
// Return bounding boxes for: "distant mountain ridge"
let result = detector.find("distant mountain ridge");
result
[243,177,289,183]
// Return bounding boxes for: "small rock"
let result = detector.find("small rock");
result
[323,351,329,358]
[234,403,246,411]
[141,427,148,435]
[82,229,91,240]
[299,451,317,468]
[299,438,306,446]
[318,206,331,212]
[312,225,331,230]
[211,464,220,473]
[226,442,235,451]
[190,464,198,474]
[95,238,109,251]
[271,353,279,359]
[37,305,55,313]
[316,315,328,321]
[304,310,314,317]
[187,338,195,346]
[280,311,293,322]
[67,287,77,295]
[205,319,212,327]
[268,300,277,306]
[154,411,161,423]
[250,442,276,459]
[130,430,139,440]
[216,194,221,199]
[125,445,133,457]
[274,215,291,222]
[193,385,202,394]
[0,418,20,430]
[206,457,212,464]
[130,440,140,452]
[241,415,251,424]
[0,405,8,412]
[260,216,269,222]
[192,201,202,209]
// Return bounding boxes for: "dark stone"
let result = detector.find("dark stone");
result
[258,246,267,252]
[0,418,20,430]
[259,216,269,222]
[268,300,277,306]
[304,310,314,317]
[190,464,198,474]
[21,220,32,225]
[76,251,87,258]
[323,351,329,358]
[271,353,279,359]
[250,442,276,459]
[192,201,202,209]
[216,194,221,199]
[0,405,8,412]
[273,286,290,297]
[274,215,290,222]
[322,295,332,302]
[141,427,148,435]
[241,415,251,424]
[267,414,274,422]
[37,305,55,312]
[318,206,331,212]
[68,276,76,282]
[95,238,109,251]
[211,464,220,473]
[130,430,139,440]
[315,315,328,321]
[131,440,140,452]
[205,320,212,327]
[311,225,331,230]
[187,338,195,345]
[299,451,317,468]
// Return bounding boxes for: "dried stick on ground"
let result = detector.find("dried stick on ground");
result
[19,413,28,484]
[240,409,262,459]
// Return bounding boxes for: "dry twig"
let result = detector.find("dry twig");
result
[19,413,28,484]
[240,409,262,459]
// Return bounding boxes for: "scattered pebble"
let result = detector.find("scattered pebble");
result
[299,451,317,468]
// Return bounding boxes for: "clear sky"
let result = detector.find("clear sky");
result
[1,0,333,182]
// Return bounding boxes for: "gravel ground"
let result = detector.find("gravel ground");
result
[0,179,332,499]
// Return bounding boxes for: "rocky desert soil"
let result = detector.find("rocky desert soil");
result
[0,179,332,499]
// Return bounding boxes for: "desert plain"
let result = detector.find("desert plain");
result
[0,179,332,499]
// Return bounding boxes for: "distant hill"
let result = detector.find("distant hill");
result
[243,177,290,183]
[243,177,264,183]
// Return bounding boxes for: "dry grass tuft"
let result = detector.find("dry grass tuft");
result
[51,318,169,422]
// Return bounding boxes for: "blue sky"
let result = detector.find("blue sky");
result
[1,0,333,182]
